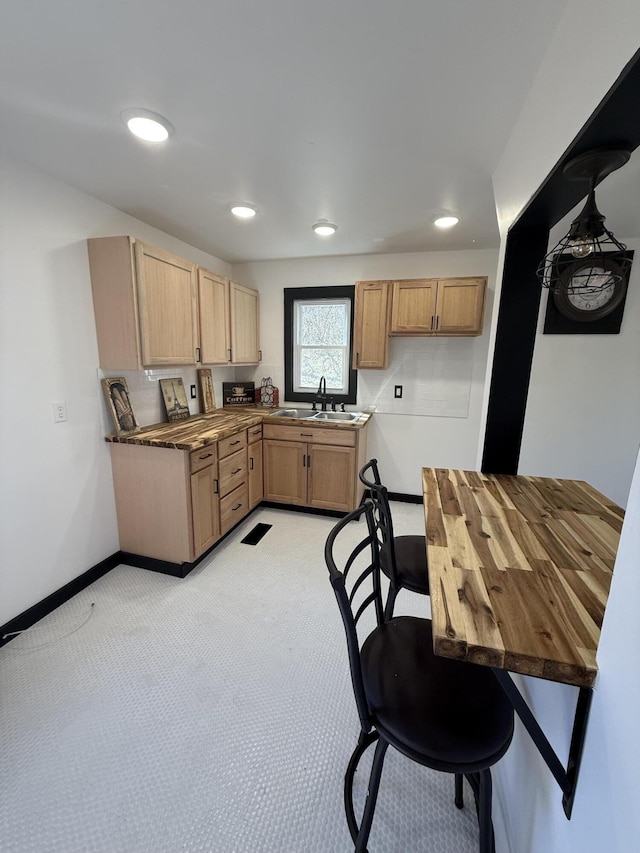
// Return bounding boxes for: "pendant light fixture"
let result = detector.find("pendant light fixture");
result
[536,149,632,317]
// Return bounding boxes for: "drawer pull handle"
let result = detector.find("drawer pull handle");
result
[230,440,241,446]
[307,454,311,468]
[214,479,219,494]
[231,467,242,475]
[249,458,254,470]
[301,432,313,437]
[232,502,242,511]
[199,452,213,460]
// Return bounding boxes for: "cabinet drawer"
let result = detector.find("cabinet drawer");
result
[247,424,263,443]
[218,430,247,459]
[190,444,218,473]
[219,448,247,496]
[262,423,356,447]
[220,483,249,535]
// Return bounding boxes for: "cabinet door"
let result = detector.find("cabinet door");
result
[263,440,307,504]
[353,281,390,369]
[198,269,230,364]
[248,440,263,509]
[390,279,438,334]
[135,242,198,366]
[230,281,260,364]
[191,465,220,557]
[308,444,356,511]
[434,278,486,335]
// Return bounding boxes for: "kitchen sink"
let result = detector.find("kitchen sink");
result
[269,408,316,419]
[311,411,362,421]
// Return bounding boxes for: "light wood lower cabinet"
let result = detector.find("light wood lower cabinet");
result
[218,430,249,535]
[191,458,220,556]
[262,423,366,512]
[248,425,263,509]
[108,427,254,567]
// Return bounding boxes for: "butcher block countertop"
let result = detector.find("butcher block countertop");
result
[422,467,624,688]
[106,406,371,451]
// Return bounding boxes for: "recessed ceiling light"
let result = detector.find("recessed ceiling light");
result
[121,108,173,143]
[433,215,459,229]
[312,220,338,236]
[230,203,257,219]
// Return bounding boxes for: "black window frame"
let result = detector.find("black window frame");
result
[284,285,358,406]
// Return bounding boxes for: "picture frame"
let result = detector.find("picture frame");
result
[159,377,191,422]
[198,368,216,413]
[101,377,139,435]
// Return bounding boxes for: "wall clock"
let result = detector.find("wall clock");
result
[553,256,628,321]
[543,249,633,334]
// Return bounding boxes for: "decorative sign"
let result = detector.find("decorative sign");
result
[198,368,216,413]
[223,381,255,406]
[102,377,139,435]
[159,378,191,422]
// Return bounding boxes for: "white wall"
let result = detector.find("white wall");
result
[519,237,640,506]
[0,156,231,626]
[487,2,640,851]
[232,249,498,494]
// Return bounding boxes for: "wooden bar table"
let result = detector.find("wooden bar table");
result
[421,467,624,817]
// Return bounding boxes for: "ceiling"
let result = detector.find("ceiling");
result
[0,0,572,263]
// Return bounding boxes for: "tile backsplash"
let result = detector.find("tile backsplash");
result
[357,337,474,418]
[97,366,237,434]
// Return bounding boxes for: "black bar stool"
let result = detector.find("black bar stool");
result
[359,458,429,619]
[326,502,514,853]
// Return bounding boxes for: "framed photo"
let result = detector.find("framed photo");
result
[102,377,139,435]
[198,368,216,413]
[159,378,191,422]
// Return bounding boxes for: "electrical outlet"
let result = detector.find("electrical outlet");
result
[394,385,403,399]
[190,384,197,399]
[53,401,67,423]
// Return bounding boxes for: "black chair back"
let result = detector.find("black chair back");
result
[325,501,383,731]
[359,459,399,604]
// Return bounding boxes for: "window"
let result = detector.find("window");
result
[284,286,357,405]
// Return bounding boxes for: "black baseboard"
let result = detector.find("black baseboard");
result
[0,500,356,646]
[0,552,121,648]
[121,504,262,577]
[260,500,346,518]
[388,492,422,504]
[361,489,422,505]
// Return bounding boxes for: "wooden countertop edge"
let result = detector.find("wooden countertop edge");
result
[105,406,372,451]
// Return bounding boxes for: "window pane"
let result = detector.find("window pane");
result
[299,348,345,391]
[298,302,347,346]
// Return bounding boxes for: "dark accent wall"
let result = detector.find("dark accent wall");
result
[482,47,640,474]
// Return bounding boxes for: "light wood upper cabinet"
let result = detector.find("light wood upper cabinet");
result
[230,281,260,364]
[353,280,391,370]
[390,276,486,336]
[88,236,198,369]
[434,278,486,334]
[390,279,437,334]
[135,241,198,366]
[198,268,230,365]
[88,238,261,369]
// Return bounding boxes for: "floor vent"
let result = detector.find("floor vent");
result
[241,523,273,545]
